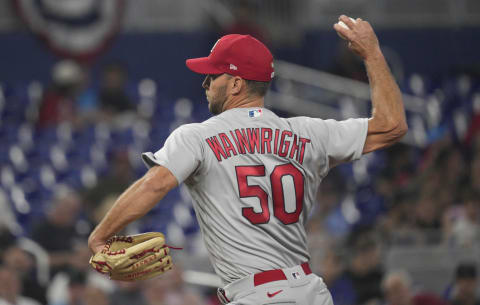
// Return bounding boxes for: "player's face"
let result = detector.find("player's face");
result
[203,74,229,115]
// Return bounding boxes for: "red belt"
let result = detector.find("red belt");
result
[253,262,312,286]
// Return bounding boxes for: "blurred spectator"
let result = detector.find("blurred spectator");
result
[307,170,348,238]
[38,60,87,128]
[2,246,46,304]
[222,0,266,44]
[320,249,356,305]
[82,149,135,224]
[84,285,110,305]
[0,192,21,255]
[30,187,86,272]
[342,231,384,305]
[432,147,467,207]
[413,192,443,243]
[443,190,480,247]
[98,62,134,117]
[383,144,415,188]
[0,227,16,258]
[471,154,480,193]
[377,190,418,245]
[142,266,204,305]
[110,282,148,305]
[445,263,480,305]
[464,95,480,147]
[382,270,448,305]
[0,265,41,305]
[49,268,86,305]
[47,243,114,305]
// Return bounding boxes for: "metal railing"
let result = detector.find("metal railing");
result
[266,60,428,147]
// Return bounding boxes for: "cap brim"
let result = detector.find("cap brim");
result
[186,57,223,75]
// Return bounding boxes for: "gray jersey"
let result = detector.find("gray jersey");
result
[142,107,368,284]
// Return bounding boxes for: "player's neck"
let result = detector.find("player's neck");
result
[223,95,264,112]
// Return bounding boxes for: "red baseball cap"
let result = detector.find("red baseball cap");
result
[186,34,274,82]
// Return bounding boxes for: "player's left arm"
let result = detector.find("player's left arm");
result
[88,165,178,254]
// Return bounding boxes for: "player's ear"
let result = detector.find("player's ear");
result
[229,76,244,95]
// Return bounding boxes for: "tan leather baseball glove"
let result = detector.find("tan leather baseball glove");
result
[89,232,173,281]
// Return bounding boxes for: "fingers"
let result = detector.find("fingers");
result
[334,15,380,60]
[334,15,359,41]
[339,15,356,29]
[333,24,347,40]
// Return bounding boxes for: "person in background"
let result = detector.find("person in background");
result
[443,190,480,248]
[98,62,134,117]
[0,265,41,305]
[38,60,86,129]
[30,187,86,273]
[142,266,205,305]
[413,191,443,244]
[110,282,148,305]
[48,268,86,305]
[222,0,266,43]
[82,149,135,224]
[320,249,356,305]
[2,246,46,304]
[447,263,480,305]
[342,231,384,305]
[47,243,114,305]
[83,286,110,305]
[382,270,447,305]
[0,227,16,258]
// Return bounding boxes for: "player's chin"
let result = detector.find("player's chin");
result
[208,101,223,115]
[208,103,219,115]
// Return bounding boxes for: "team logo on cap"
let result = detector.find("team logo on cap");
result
[229,64,238,71]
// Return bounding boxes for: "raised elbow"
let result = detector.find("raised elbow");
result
[364,118,408,153]
[381,121,408,147]
[395,120,408,138]
[373,116,408,139]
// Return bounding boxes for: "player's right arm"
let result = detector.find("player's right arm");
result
[334,15,408,154]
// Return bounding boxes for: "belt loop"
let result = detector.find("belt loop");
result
[301,262,312,275]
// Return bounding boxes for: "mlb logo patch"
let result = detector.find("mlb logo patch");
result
[248,109,263,118]
[292,271,301,279]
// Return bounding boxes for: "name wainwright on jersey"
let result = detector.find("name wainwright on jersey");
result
[205,128,312,164]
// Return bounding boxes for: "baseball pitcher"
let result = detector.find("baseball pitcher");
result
[88,15,407,305]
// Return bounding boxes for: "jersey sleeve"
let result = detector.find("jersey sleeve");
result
[306,117,368,170]
[141,124,204,184]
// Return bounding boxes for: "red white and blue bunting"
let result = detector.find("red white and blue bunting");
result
[15,0,125,62]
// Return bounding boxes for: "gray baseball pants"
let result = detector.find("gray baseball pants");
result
[217,263,334,305]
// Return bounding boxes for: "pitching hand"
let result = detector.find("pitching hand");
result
[333,15,381,60]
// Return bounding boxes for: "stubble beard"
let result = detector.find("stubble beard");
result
[207,84,228,115]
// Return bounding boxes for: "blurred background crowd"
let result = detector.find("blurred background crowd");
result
[0,0,479,305]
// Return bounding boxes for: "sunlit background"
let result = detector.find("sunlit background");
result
[0,1,479,305]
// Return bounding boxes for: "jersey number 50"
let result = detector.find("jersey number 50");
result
[235,164,304,225]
